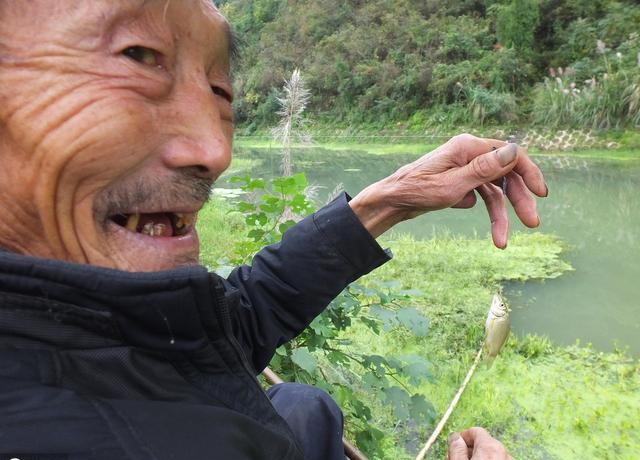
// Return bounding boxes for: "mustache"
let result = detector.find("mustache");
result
[95,168,213,218]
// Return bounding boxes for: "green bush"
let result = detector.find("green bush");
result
[532,62,640,129]
[223,0,640,130]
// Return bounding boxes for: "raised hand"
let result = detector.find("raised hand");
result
[349,133,548,248]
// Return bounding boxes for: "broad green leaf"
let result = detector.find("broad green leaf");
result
[291,347,317,374]
[247,229,265,241]
[369,305,396,331]
[326,350,349,365]
[400,354,434,385]
[350,397,372,420]
[397,307,430,336]
[278,220,296,234]
[237,202,256,212]
[362,354,388,376]
[292,173,308,187]
[362,371,385,391]
[309,316,334,337]
[409,394,437,423]
[383,386,411,420]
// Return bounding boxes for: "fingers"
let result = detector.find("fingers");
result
[511,145,548,198]
[447,134,547,198]
[504,172,539,228]
[477,183,509,249]
[453,143,518,197]
[459,427,492,449]
[447,432,470,460]
[460,427,512,459]
[443,134,507,166]
[452,190,477,209]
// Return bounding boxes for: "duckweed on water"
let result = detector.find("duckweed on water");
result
[352,234,639,459]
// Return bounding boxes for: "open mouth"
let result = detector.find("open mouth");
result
[109,212,196,237]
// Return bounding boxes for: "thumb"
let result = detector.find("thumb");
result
[455,143,518,192]
[447,432,470,460]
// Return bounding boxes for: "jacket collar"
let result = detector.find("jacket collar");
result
[0,251,226,352]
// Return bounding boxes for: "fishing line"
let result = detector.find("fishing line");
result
[415,292,509,459]
[415,344,484,460]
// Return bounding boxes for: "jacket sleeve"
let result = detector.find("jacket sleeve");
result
[223,193,392,374]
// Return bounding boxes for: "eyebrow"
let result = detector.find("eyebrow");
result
[225,24,240,63]
[144,0,240,64]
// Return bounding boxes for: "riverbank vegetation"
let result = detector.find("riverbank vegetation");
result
[198,197,640,459]
[220,0,640,133]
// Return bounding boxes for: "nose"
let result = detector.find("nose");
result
[161,81,232,178]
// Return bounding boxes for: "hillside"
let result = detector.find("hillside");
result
[219,0,640,132]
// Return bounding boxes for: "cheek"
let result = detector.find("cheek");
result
[58,97,156,185]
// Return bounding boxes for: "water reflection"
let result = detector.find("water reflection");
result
[223,147,640,355]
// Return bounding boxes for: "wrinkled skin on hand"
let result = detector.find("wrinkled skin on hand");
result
[0,0,233,271]
[447,428,513,460]
[349,134,547,248]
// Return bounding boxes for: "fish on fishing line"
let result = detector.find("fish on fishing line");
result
[415,291,512,460]
[483,291,511,368]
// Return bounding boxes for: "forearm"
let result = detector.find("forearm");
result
[225,193,392,372]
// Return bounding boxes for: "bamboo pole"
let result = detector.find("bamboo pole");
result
[263,367,369,460]
[414,346,484,460]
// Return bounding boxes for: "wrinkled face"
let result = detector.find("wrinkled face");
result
[0,0,233,271]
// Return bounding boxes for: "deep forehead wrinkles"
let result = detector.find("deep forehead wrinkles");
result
[126,0,236,64]
[1,0,233,51]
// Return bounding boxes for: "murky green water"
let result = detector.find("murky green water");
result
[223,147,640,356]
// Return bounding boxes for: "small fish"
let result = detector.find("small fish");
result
[483,292,510,368]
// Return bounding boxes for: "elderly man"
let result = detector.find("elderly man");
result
[0,1,545,459]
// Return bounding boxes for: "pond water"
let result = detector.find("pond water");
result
[223,147,640,356]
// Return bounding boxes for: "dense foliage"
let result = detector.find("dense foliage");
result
[215,173,435,456]
[219,0,640,130]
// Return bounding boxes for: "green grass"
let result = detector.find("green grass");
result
[529,148,640,162]
[197,200,640,460]
[348,234,638,459]
[233,137,441,155]
[234,136,640,160]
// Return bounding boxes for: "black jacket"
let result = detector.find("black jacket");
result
[0,194,390,459]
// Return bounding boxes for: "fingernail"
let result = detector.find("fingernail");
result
[496,143,517,166]
[448,432,461,444]
[544,183,549,197]
[537,216,541,227]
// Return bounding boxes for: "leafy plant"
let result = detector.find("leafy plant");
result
[532,42,640,129]
[226,171,435,457]
[227,173,315,264]
[491,0,540,54]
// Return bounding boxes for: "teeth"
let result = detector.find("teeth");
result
[152,223,166,236]
[126,213,140,231]
[139,222,166,237]
[141,222,154,236]
[174,213,195,230]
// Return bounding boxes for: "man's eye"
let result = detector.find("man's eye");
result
[212,86,232,103]
[122,46,161,67]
